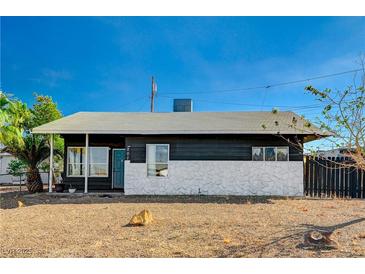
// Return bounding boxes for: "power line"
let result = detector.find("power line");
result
[160,68,362,95]
[118,67,362,111]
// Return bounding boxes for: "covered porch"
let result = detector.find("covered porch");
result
[47,133,127,193]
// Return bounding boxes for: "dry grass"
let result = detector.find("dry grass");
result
[0,188,364,258]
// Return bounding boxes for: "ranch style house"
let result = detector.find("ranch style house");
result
[32,100,329,196]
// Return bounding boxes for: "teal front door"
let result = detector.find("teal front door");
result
[112,149,125,189]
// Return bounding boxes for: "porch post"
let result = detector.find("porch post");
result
[84,133,89,193]
[49,134,54,193]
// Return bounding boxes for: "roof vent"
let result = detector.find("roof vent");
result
[173,99,193,112]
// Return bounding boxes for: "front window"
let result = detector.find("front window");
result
[67,147,85,176]
[252,147,264,161]
[67,146,109,177]
[252,146,289,161]
[89,147,109,177]
[276,147,289,161]
[146,144,169,177]
[265,147,276,161]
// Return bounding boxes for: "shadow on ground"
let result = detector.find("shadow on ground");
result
[216,217,365,257]
[0,190,282,209]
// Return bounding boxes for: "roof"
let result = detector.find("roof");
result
[0,152,13,157]
[32,111,331,141]
[0,144,12,156]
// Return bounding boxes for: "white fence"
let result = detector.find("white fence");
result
[0,172,49,185]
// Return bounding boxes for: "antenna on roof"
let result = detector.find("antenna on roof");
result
[150,76,157,112]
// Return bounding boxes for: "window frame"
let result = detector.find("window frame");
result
[251,146,289,162]
[146,144,170,177]
[67,146,109,178]
[276,146,289,162]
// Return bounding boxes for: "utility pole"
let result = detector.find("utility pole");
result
[150,76,157,112]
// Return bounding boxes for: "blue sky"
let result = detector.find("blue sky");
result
[1,16,364,149]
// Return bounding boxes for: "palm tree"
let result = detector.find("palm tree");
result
[2,135,62,192]
[0,92,63,193]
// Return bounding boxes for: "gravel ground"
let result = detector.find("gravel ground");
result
[1,187,364,258]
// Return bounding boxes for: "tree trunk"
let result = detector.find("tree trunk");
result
[26,167,43,193]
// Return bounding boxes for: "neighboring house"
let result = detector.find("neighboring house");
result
[32,100,329,196]
[0,151,15,175]
[317,147,355,161]
[0,150,16,184]
[0,144,48,185]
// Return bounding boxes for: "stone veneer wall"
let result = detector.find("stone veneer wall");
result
[124,160,303,196]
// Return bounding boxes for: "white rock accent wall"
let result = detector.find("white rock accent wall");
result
[124,160,303,196]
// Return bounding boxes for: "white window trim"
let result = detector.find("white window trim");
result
[252,146,289,162]
[146,144,169,177]
[67,146,85,177]
[67,146,109,178]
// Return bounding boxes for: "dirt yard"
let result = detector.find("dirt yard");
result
[1,187,364,258]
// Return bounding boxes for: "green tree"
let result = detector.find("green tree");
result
[305,61,365,170]
[29,93,62,128]
[7,159,27,177]
[7,159,27,191]
[0,92,64,193]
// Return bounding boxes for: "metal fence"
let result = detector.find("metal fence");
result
[304,156,365,199]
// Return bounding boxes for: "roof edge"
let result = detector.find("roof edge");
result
[31,129,331,136]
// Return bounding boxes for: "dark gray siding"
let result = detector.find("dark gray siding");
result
[61,133,304,191]
[61,134,125,191]
[126,134,303,163]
